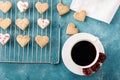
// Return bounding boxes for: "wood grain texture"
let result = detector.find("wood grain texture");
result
[0,0,119,80]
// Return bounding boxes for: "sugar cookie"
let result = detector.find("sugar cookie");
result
[37,18,50,29]
[17,1,29,13]
[66,23,78,35]
[17,35,30,47]
[0,33,10,45]
[16,18,29,30]
[57,3,70,15]
[73,10,87,22]
[0,18,12,30]
[35,36,49,48]
[35,2,49,14]
[0,1,12,13]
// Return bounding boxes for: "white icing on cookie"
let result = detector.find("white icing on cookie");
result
[37,18,50,29]
[17,1,29,13]
[0,33,10,45]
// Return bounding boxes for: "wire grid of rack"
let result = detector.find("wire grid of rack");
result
[0,0,60,64]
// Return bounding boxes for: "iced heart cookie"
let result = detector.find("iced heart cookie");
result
[37,18,50,29]
[73,10,87,22]
[35,36,49,48]
[16,18,29,30]
[0,33,10,45]
[35,2,49,14]
[57,3,70,15]
[0,18,12,30]
[66,23,78,35]
[0,1,12,13]
[17,35,30,47]
[17,1,29,13]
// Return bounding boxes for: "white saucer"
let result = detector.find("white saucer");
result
[62,33,105,76]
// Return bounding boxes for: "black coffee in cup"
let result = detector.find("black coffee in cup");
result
[71,41,96,66]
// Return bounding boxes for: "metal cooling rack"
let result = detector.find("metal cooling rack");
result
[0,0,60,64]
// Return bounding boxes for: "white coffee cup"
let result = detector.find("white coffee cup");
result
[62,33,105,75]
[70,36,100,69]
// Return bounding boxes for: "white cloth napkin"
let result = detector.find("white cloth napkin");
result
[70,0,120,24]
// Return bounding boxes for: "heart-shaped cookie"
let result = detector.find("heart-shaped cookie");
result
[57,3,70,15]
[35,36,49,48]
[0,33,10,45]
[35,2,49,14]
[66,23,78,35]
[73,10,87,22]
[17,35,30,47]
[17,1,29,13]
[0,18,12,30]
[37,18,50,29]
[16,18,29,30]
[0,1,12,13]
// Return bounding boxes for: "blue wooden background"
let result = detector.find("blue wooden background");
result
[0,0,120,80]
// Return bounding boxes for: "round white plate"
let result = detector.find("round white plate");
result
[62,33,105,76]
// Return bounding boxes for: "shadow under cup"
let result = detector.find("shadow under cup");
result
[71,40,99,68]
